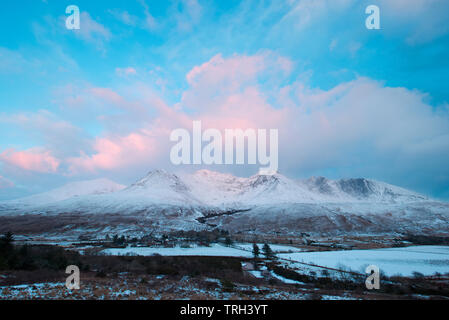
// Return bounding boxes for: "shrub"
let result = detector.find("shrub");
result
[220,279,235,292]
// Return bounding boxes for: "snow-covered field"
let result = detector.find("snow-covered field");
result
[235,243,305,253]
[278,245,449,277]
[102,244,449,277]
[101,244,254,257]
[102,243,306,257]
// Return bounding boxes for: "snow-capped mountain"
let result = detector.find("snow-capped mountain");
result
[0,169,446,236]
[301,176,428,203]
[120,169,201,205]
[17,170,205,217]
[3,178,125,208]
[1,170,429,211]
[182,170,429,205]
[180,170,247,206]
[237,173,317,205]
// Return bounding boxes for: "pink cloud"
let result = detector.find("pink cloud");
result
[186,53,265,87]
[0,148,60,173]
[4,52,448,186]
[182,52,292,115]
[198,86,289,130]
[62,53,292,175]
[90,87,124,104]
[67,132,157,173]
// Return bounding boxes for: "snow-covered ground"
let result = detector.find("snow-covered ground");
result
[278,245,449,277]
[101,243,254,258]
[101,243,305,257]
[235,243,306,253]
[97,244,449,277]
[0,282,65,299]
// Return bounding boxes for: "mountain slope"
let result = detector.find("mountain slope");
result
[301,176,428,203]
[0,169,446,237]
[120,169,202,205]
[4,178,125,208]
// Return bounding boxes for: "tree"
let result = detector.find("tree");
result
[262,243,274,260]
[2,231,13,244]
[252,243,260,270]
[252,243,259,258]
[224,237,233,247]
[0,232,15,270]
[0,231,14,250]
[112,234,126,246]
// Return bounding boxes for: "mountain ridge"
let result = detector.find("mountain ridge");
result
[1,169,431,210]
[0,169,447,237]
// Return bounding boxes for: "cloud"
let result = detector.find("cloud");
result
[70,12,111,52]
[138,0,158,30]
[181,54,449,161]
[182,52,291,113]
[171,0,203,31]
[0,148,60,173]
[0,48,30,73]
[67,132,157,174]
[3,52,449,197]
[276,0,355,31]
[280,78,449,168]
[182,0,203,22]
[378,0,449,45]
[36,54,449,181]
[0,176,14,189]
[269,0,449,47]
[76,12,111,41]
[177,54,449,196]
[109,2,158,31]
[108,9,139,26]
[186,53,265,87]
[0,110,89,159]
[115,67,137,77]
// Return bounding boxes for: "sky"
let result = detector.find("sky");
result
[1,0,449,200]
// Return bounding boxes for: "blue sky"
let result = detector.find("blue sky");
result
[1,0,449,200]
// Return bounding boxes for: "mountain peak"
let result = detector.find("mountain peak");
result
[194,169,233,178]
[128,169,184,189]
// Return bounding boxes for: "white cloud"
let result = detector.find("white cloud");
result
[115,67,137,77]
[378,0,449,45]
[71,12,111,51]
[109,9,139,26]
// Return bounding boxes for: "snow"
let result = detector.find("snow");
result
[321,295,357,300]
[2,178,125,207]
[248,270,264,278]
[278,245,449,277]
[121,170,203,205]
[301,176,428,203]
[102,243,305,258]
[269,271,305,285]
[2,169,430,214]
[0,169,444,236]
[0,282,65,299]
[235,243,305,253]
[101,244,254,258]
